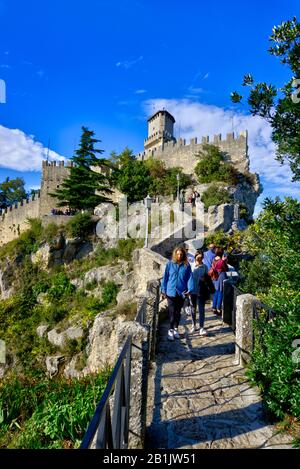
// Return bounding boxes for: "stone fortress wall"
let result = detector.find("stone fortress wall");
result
[0,161,72,246]
[137,130,249,176]
[0,109,260,247]
[0,193,41,246]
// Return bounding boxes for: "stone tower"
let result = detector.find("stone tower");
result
[144,109,176,154]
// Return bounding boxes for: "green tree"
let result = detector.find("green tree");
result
[231,17,300,181]
[116,159,151,202]
[0,177,27,209]
[51,127,112,210]
[195,144,238,185]
[201,183,232,210]
[237,197,300,419]
[164,167,191,197]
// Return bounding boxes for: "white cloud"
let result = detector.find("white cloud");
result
[187,86,204,95]
[135,89,147,94]
[0,125,65,172]
[116,56,143,69]
[203,72,209,79]
[143,98,300,209]
[0,64,11,69]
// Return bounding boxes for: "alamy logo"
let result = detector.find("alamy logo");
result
[0,340,5,364]
[0,79,6,103]
[292,339,300,364]
[291,78,300,104]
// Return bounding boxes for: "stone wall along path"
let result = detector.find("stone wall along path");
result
[146,306,293,449]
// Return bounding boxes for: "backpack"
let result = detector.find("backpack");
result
[208,266,219,281]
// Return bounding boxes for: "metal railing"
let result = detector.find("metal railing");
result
[223,280,242,332]
[80,336,132,449]
[80,278,163,449]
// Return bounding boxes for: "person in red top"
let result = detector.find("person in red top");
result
[211,247,228,316]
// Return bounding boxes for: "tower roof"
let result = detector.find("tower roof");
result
[147,109,175,123]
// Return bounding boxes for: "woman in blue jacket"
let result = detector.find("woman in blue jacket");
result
[161,246,194,341]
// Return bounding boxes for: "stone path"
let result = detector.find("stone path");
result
[146,306,293,449]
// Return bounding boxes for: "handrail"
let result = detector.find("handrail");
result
[80,335,132,449]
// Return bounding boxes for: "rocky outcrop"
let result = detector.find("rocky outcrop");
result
[70,262,136,306]
[46,355,65,378]
[31,234,94,270]
[47,326,84,349]
[0,259,18,300]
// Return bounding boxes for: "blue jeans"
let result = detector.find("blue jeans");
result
[191,294,205,328]
[213,290,223,310]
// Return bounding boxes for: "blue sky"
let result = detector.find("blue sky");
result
[0,0,299,213]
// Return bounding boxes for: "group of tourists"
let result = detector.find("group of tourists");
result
[50,208,77,216]
[161,243,228,341]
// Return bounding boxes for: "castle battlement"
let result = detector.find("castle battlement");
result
[137,130,249,175]
[42,160,74,168]
[138,130,248,158]
[0,191,41,217]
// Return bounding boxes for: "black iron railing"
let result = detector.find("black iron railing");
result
[80,336,132,449]
[80,277,163,449]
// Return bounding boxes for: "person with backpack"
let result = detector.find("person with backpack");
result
[161,246,194,341]
[190,251,215,335]
[209,247,228,316]
[203,243,216,270]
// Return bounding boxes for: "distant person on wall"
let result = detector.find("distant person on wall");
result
[203,243,216,270]
[209,247,228,316]
[191,189,200,207]
[161,246,194,341]
[190,252,215,335]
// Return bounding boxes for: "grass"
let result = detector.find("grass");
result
[0,370,110,449]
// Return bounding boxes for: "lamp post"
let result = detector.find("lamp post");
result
[144,194,152,248]
[176,173,180,201]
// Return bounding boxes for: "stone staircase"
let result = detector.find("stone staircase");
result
[145,307,293,449]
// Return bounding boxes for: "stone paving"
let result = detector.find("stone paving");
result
[146,307,293,449]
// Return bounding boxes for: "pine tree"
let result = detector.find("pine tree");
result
[51,127,112,210]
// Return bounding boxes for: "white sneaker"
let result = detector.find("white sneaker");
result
[173,329,180,339]
[190,325,195,333]
[168,329,175,341]
[199,328,207,336]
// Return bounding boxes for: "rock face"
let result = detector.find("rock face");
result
[47,326,84,349]
[84,313,126,372]
[36,325,49,338]
[70,262,136,307]
[46,355,65,378]
[0,259,17,300]
[31,234,94,270]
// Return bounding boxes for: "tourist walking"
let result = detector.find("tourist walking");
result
[161,246,194,341]
[190,252,215,335]
[209,247,228,316]
[203,243,216,270]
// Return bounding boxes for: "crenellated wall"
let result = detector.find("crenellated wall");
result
[0,192,41,245]
[137,130,249,175]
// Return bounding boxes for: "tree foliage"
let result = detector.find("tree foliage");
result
[231,17,300,180]
[51,127,112,210]
[0,177,27,209]
[237,197,300,419]
[195,144,238,185]
[111,149,192,202]
[201,183,232,210]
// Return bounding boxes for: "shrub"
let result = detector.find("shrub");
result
[65,212,94,238]
[0,371,110,448]
[195,144,238,185]
[47,273,75,302]
[201,184,232,210]
[101,281,118,309]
